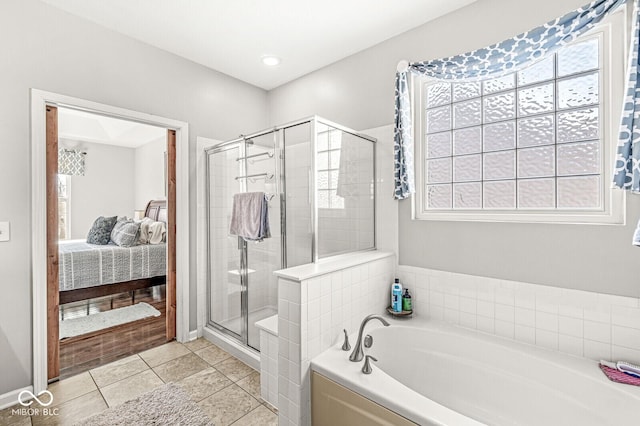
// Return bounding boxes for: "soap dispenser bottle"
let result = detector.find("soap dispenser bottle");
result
[402,288,412,312]
[392,279,403,312]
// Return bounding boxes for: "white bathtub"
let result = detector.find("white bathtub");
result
[311,317,640,425]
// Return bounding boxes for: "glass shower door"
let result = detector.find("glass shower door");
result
[244,132,280,350]
[207,132,282,352]
[207,143,244,339]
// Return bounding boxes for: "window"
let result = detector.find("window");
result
[58,174,70,240]
[415,16,624,224]
[317,126,344,209]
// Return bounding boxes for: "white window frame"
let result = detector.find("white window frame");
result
[413,7,626,225]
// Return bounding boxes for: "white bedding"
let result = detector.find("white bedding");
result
[59,239,166,291]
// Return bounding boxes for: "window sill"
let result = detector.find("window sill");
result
[412,210,625,225]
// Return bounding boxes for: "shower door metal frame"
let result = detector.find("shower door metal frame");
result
[205,131,284,349]
[311,117,378,261]
[205,115,378,350]
[205,140,248,343]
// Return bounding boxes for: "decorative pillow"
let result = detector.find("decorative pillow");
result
[137,217,155,244]
[137,218,166,244]
[148,221,167,244]
[110,219,141,247]
[86,216,117,245]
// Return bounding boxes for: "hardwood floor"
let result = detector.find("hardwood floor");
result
[59,285,168,380]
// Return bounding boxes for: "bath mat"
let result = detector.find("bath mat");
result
[74,383,213,426]
[60,302,161,339]
[599,364,640,386]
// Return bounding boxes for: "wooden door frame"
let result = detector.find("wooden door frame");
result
[31,89,189,390]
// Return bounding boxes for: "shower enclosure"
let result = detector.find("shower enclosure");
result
[206,117,375,352]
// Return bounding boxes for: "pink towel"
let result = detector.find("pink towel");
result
[599,364,640,386]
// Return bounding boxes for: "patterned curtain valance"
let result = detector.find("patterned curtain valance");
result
[393,0,627,200]
[58,148,86,176]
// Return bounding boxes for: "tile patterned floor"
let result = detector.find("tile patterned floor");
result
[0,339,277,426]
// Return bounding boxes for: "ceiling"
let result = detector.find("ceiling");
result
[41,0,475,90]
[58,108,166,148]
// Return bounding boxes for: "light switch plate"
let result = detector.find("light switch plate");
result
[0,222,10,242]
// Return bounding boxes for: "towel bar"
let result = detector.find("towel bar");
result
[236,151,274,161]
[235,173,274,181]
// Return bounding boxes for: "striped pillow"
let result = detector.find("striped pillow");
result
[110,219,141,247]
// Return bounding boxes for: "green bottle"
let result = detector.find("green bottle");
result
[402,288,412,311]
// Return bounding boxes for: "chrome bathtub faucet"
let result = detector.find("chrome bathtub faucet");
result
[349,314,390,362]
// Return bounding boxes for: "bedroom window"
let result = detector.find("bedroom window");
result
[317,126,344,209]
[415,18,624,224]
[58,174,70,240]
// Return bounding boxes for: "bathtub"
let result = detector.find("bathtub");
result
[311,317,640,425]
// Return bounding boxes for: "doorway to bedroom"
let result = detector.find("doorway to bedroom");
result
[47,106,177,380]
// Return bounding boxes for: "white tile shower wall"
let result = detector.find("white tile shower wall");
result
[396,265,640,364]
[285,139,313,268]
[277,252,396,426]
[259,329,279,408]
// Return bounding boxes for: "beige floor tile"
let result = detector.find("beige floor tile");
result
[138,341,190,367]
[99,369,164,407]
[195,344,232,366]
[215,357,255,382]
[232,404,278,426]
[152,353,209,383]
[198,384,260,426]
[31,390,106,426]
[177,367,233,402]
[0,404,31,426]
[183,338,212,352]
[236,371,263,403]
[89,355,149,388]
[46,372,97,407]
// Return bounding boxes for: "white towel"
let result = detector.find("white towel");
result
[229,192,270,242]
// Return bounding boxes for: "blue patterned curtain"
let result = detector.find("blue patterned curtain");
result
[394,71,414,199]
[614,1,640,191]
[393,0,626,200]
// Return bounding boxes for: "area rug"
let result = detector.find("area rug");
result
[74,383,213,426]
[60,302,161,339]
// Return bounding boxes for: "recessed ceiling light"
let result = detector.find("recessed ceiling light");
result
[262,56,281,66]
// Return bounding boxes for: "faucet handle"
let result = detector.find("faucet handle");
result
[364,334,373,348]
[341,329,351,351]
[362,355,378,374]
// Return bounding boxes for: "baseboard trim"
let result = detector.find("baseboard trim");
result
[188,330,198,341]
[0,385,33,410]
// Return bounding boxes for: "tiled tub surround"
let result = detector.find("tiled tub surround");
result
[275,251,396,426]
[396,265,640,365]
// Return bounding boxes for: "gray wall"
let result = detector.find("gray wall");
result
[268,0,640,298]
[134,137,166,211]
[0,0,268,394]
[60,140,136,239]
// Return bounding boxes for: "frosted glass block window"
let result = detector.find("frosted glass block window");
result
[317,127,343,209]
[421,34,602,213]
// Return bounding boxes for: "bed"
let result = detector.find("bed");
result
[58,200,167,305]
